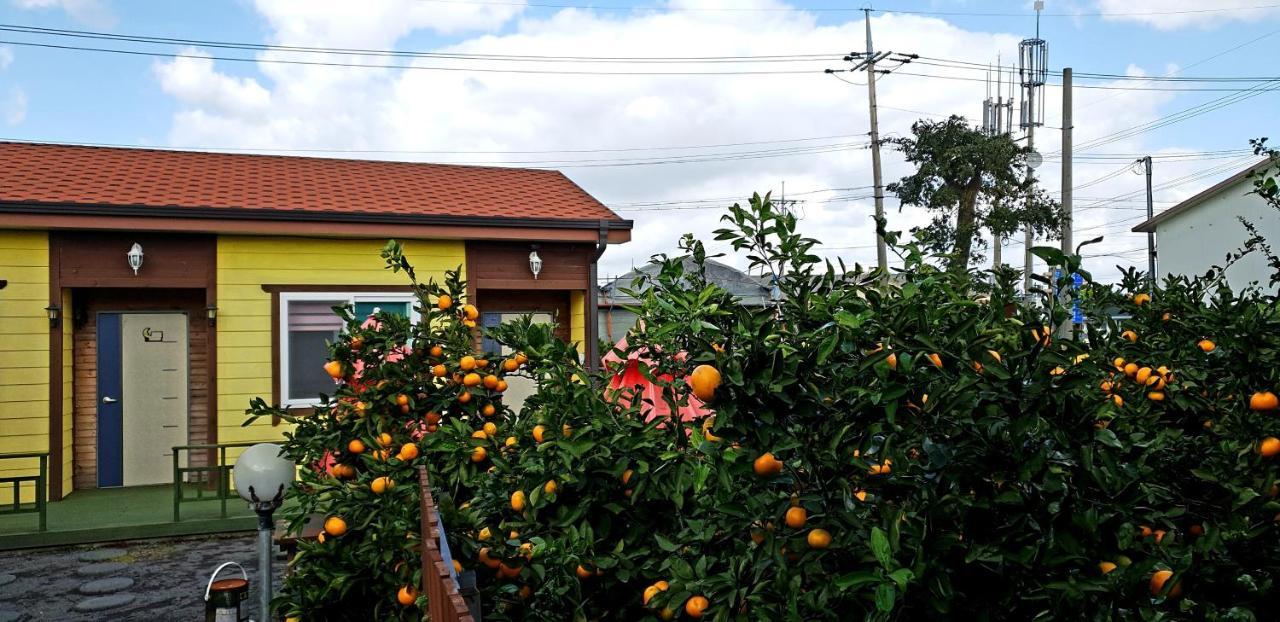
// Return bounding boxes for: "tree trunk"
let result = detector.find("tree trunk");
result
[949,178,982,272]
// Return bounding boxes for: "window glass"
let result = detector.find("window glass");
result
[286,300,344,403]
[354,300,410,319]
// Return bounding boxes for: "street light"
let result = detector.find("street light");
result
[233,443,295,622]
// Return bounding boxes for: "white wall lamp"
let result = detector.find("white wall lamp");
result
[528,246,543,280]
[127,243,144,275]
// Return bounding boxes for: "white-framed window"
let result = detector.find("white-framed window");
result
[279,292,419,407]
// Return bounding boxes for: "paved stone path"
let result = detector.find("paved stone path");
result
[0,533,281,621]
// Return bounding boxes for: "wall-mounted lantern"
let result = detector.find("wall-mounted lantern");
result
[528,246,543,280]
[127,243,144,275]
[45,304,61,328]
[206,305,219,327]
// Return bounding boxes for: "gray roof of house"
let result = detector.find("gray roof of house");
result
[599,257,773,306]
[1132,159,1273,233]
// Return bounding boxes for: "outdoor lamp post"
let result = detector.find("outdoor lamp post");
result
[233,443,294,622]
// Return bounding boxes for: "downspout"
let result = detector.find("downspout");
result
[586,220,609,373]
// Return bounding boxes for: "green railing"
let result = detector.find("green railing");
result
[0,452,48,532]
[172,442,257,522]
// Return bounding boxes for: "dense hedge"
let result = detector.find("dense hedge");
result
[256,195,1280,622]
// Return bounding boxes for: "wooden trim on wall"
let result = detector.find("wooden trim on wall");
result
[48,242,63,500]
[261,284,414,294]
[207,246,218,447]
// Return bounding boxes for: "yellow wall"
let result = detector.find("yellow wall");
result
[216,237,464,457]
[0,231,49,505]
[569,290,586,355]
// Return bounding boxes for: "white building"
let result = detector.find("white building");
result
[1133,160,1279,292]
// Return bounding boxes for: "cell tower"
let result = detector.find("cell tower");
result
[982,55,1015,136]
[1018,1,1048,130]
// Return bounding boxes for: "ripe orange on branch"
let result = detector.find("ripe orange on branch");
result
[690,364,722,401]
[1250,391,1279,412]
[753,452,783,477]
[684,595,709,619]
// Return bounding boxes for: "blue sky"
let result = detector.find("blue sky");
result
[0,0,1277,281]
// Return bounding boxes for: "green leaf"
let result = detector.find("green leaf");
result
[871,526,892,570]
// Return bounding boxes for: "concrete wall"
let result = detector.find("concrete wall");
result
[1156,177,1280,293]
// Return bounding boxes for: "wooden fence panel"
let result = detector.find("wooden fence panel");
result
[418,466,475,622]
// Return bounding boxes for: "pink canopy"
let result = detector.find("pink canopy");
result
[603,336,712,422]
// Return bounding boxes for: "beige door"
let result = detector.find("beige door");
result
[121,313,188,486]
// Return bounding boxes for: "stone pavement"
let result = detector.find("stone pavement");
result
[0,533,282,621]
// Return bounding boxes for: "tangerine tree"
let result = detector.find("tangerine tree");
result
[254,194,1280,621]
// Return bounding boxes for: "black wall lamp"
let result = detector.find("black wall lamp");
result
[206,305,219,327]
[45,304,61,328]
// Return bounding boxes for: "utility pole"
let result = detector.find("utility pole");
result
[1141,155,1156,288]
[826,14,915,273]
[864,8,888,272]
[1060,67,1073,255]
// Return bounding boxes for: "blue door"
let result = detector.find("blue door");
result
[97,313,124,488]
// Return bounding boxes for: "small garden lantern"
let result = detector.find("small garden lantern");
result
[233,443,295,622]
[45,304,60,328]
[206,305,218,327]
[126,243,144,275]
[529,248,543,280]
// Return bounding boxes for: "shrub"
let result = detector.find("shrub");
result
[254,196,1280,621]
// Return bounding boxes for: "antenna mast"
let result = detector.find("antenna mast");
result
[1019,1,1047,293]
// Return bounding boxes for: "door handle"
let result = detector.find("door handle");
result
[102,396,118,404]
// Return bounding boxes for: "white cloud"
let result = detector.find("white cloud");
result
[150,1,1219,284]
[11,0,115,28]
[1096,0,1280,30]
[0,46,13,71]
[5,87,26,125]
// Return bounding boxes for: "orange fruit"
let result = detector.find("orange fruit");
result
[482,403,497,417]
[575,565,593,580]
[1124,363,1138,377]
[1250,391,1279,412]
[458,391,472,404]
[972,361,984,374]
[987,349,1002,363]
[1149,569,1181,598]
[1135,367,1152,384]
[562,424,573,438]
[659,607,676,620]
[514,352,529,364]
[1259,437,1280,457]
[437,294,453,310]
[1148,391,1165,402]
[398,443,419,461]
[544,480,558,495]
[396,394,409,406]
[323,516,347,537]
[868,459,892,475]
[654,580,669,591]
[685,595,709,618]
[807,528,832,549]
[502,358,519,372]
[690,364,722,401]
[1113,357,1126,370]
[753,452,784,478]
[785,506,807,529]
[426,411,442,425]
[483,374,499,389]
[927,353,943,369]
[347,439,365,455]
[621,469,634,485]
[378,433,393,447]
[397,585,418,606]
[1098,561,1117,575]
[476,358,489,369]
[1133,293,1151,306]
[483,422,498,437]
[431,364,447,377]
[1198,339,1216,353]
[471,446,488,462]
[511,490,527,512]
[478,547,501,569]
[1139,525,1153,538]
[1100,380,1113,393]
[504,436,517,448]
[478,527,492,541]
[853,490,868,502]
[518,585,533,599]
[533,425,547,443]
[495,380,508,393]
[430,345,444,358]
[643,585,662,606]
[1121,330,1138,343]
[452,560,463,574]
[1112,395,1124,407]
[497,561,521,579]
[462,304,479,320]
[371,476,394,495]
[1153,529,1166,544]
[463,373,482,387]
[459,356,477,371]
[1188,524,1204,537]
[323,360,344,379]
[886,352,898,370]
[470,430,488,440]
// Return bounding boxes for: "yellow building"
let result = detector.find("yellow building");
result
[0,142,629,505]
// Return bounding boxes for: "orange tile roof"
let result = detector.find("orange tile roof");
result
[0,141,626,225]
